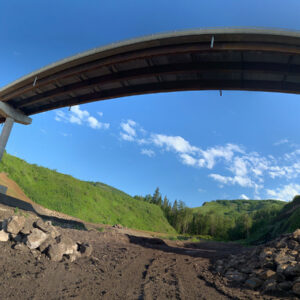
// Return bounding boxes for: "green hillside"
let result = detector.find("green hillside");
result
[192,199,285,217]
[0,153,175,234]
[246,196,300,244]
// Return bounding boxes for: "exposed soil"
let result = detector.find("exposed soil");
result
[0,173,32,202]
[0,202,289,300]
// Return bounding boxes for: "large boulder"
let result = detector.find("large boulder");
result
[0,230,9,242]
[47,236,78,261]
[35,219,60,239]
[26,228,48,249]
[6,216,26,234]
[20,218,35,235]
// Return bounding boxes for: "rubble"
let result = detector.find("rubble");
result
[0,214,92,263]
[213,229,300,297]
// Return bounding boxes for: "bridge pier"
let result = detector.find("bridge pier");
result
[0,117,14,162]
[0,102,32,195]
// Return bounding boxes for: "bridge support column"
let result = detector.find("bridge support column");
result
[0,117,14,162]
[0,102,32,195]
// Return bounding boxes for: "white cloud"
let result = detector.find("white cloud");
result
[266,183,300,201]
[151,134,198,154]
[87,116,110,129]
[209,173,254,188]
[274,138,289,146]
[199,144,244,169]
[141,149,155,157]
[54,105,110,130]
[97,112,103,117]
[120,120,136,138]
[70,105,89,119]
[180,153,198,166]
[69,115,82,125]
[118,120,300,198]
[209,173,232,185]
[120,133,135,141]
[240,194,249,200]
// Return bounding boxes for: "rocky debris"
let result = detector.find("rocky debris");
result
[26,228,48,249]
[0,214,92,263]
[20,217,36,235]
[6,216,26,234]
[0,229,9,242]
[213,229,300,297]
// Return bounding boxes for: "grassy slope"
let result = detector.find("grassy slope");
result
[248,197,300,243]
[0,153,175,234]
[192,199,286,217]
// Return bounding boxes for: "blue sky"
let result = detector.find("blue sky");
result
[2,0,300,205]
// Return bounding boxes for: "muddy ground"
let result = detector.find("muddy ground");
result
[0,203,289,300]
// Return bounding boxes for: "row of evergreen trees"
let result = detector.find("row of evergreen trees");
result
[134,188,281,241]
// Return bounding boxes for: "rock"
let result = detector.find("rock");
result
[30,249,41,260]
[39,236,55,253]
[68,251,81,262]
[48,243,65,262]
[245,277,263,289]
[20,218,35,235]
[26,228,48,249]
[277,263,290,274]
[260,269,276,280]
[287,239,299,250]
[278,281,293,291]
[48,236,77,261]
[35,219,60,239]
[225,270,246,282]
[275,240,287,248]
[274,252,295,265]
[59,236,77,255]
[0,229,9,242]
[259,248,273,261]
[293,282,300,296]
[292,229,300,242]
[79,243,93,257]
[262,279,278,293]
[14,243,29,252]
[284,263,300,277]
[6,216,25,234]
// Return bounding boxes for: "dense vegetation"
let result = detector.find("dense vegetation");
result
[134,188,294,243]
[0,153,175,234]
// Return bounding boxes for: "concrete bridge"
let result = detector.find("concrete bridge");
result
[1,27,300,192]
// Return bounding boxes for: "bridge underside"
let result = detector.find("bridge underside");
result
[1,29,300,124]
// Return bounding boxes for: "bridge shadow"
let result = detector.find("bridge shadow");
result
[0,193,87,231]
[126,235,246,260]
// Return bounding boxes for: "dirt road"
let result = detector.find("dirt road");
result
[0,203,283,300]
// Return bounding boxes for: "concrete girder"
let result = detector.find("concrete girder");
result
[0,101,31,125]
